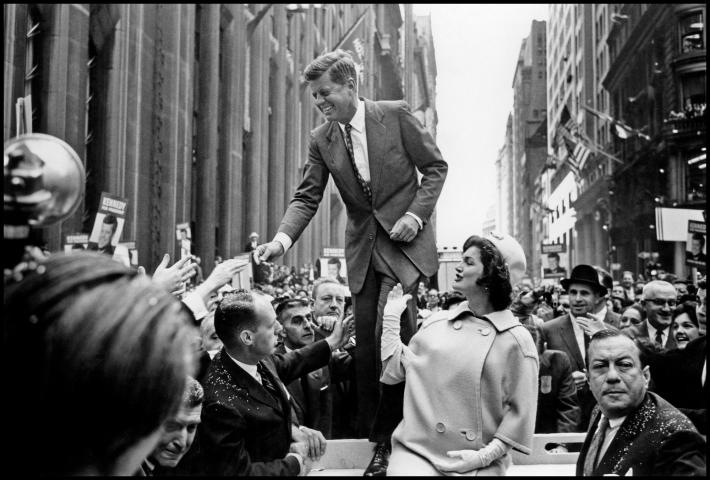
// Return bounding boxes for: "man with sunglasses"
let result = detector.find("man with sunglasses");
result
[638,280,678,349]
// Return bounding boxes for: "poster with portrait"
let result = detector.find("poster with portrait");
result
[176,222,192,259]
[63,233,89,254]
[686,220,706,269]
[541,242,568,279]
[230,253,254,291]
[319,247,348,285]
[88,193,127,256]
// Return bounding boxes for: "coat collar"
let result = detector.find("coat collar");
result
[216,350,286,412]
[447,302,521,332]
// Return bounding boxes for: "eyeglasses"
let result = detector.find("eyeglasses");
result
[646,298,677,307]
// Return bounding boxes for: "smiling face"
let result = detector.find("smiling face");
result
[672,313,699,349]
[452,246,485,297]
[642,282,677,330]
[98,222,116,248]
[588,335,650,419]
[309,72,358,124]
[567,282,601,317]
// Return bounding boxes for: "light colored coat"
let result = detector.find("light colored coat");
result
[381,302,539,475]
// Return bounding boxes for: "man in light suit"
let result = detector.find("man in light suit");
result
[577,330,705,476]
[636,280,678,349]
[542,264,620,431]
[254,49,447,475]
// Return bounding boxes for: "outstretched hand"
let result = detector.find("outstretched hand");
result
[152,254,196,293]
[253,241,284,265]
[384,283,412,318]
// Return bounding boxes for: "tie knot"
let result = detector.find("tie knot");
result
[345,123,352,133]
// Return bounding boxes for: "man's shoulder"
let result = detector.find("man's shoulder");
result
[543,314,570,331]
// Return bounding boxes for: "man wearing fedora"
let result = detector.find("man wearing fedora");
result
[542,264,620,431]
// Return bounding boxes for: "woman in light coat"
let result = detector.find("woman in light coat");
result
[381,232,539,476]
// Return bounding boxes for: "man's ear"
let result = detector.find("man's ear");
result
[240,330,253,346]
[642,365,651,387]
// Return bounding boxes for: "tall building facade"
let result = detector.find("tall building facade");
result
[496,114,514,236]
[4,4,438,273]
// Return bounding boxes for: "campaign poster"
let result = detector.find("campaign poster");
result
[319,247,347,285]
[541,242,568,279]
[686,220,706,269]
[64,233,89,254]
[231,253,254,291]
[88,193,127,256]
[176,222,192,259]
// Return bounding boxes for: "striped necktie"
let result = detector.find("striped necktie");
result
[343,123,372,201]
[257,362,281,401]
[583,416,609,476]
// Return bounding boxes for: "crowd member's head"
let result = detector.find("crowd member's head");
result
[4,252,195,476]
[586,330,650,420]
[641,280,677,331]
[556,293,570,316]
[690,233,705,256]
[305,49,359,124]
[620,303,645,329]
[214,290,278,363]
[149,377,204,469]
[327,257,342,280]
[453,233,523,311]
[425,288,440,309]
[200,312,223,358]
[671,302,700,349]
[547,252,560,270]
[621,271,634,289]
[519,276,534,293]
[561,265,608,318]
[612,283,625,299]
[98,214,119,249]
[673,280,689,299]
[312,277,346,320]
[634,280,646,297]
[275,297,315,350]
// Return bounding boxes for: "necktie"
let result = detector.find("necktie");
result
[343,124,372,201]
[583,416,609,476]
[654,329,664,346]
[257,362,281,401]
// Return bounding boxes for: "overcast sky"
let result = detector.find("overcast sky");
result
[412,4,549,248]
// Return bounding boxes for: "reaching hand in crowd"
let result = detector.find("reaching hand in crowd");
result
[152,254,196,293]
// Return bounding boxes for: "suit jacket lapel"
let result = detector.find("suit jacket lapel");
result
[221,353,282,411]
[561,315,585,370]
[363,99,386,200]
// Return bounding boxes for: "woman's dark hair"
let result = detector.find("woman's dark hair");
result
[4,252,195,475]
[672,301,699,328]
[462,235,513,311]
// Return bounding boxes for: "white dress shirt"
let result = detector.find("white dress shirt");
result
[596,414,626,464]
[273,99,422,254]
[645,320,669,345]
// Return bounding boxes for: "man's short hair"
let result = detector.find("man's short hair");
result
[183,376,204,409]
[641,280,674,299]
[214,290,261,348]
[586,329,646,370]
[328,257,342,268]
[547,252,560,261]
[312,277,344,299]
[274,297,310,324]
[304,49,358,86]
[103,214,118,226]
[691,233,705,249]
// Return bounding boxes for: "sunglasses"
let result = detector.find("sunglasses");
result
[646,298,677,307]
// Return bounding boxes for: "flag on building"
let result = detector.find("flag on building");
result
[556,105,592,178]
[582,105,651,141]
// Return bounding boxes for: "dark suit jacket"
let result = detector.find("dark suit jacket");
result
[194,340,332,476]
[535,349,581,434]
[645,336,707,434]
[542,313,619,431]
[277,99,447,294]
[576,392,706,476]
[634,320,677,349]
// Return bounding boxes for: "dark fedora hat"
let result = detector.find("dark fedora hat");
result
[560,264,608,295]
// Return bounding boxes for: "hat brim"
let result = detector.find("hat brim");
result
[560,278,608,295]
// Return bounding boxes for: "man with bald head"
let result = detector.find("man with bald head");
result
[638,280,678,348]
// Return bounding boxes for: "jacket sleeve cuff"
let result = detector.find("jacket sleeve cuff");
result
[181,291,209,322]
[273,232,293,254]
[405,211,423,230]
[285,453,305,476]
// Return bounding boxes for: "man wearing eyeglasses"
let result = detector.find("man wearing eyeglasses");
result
[638,280,678,349]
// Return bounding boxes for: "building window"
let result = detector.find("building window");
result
[22,6,43,133]
[679,11,704,53]
[686,149,706,202]
[681,72,706,117]
[538,70,543,79]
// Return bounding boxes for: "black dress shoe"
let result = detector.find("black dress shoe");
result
[363,441,391,476]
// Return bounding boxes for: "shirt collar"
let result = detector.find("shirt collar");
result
[226,351,259,381]
[592,305,607,322]
[601,413,626,430]
[338,98,365,132]
[645,319,667,337]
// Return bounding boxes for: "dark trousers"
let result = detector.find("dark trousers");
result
[352,228,420,442]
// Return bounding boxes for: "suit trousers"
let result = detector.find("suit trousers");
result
[352,226,421,442]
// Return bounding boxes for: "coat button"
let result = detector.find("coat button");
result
[453,320,462,330]
[435,422,446,433]
[368,234,374,240]
[479,327,491,336]
[465,431,477,441]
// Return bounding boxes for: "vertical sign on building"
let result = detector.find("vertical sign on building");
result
[541,242,568,279]
[686,220,706,271]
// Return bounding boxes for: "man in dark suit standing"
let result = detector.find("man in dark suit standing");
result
[542,264,620,431]
[253,49,447,474]
[636,280,678,349]
[577,330,705,476]
[194,290,352,476]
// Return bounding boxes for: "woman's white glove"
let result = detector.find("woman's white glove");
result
[433,438,509,473]
[381,284,411,361]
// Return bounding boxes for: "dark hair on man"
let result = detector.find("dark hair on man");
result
[103,213,118,227]
[691,232,705,249]
[214,290,261,349]
[312,277,344,300]
[672,301,699,328]
[547,252,560,261]
[328,257,342,267]
[4,252,194,475]
[304,49,358,86]
[586,329,647,370]
[274,297,310,323]
[621,302,646,320]
[462,235,513,311]
[183,376,204,409]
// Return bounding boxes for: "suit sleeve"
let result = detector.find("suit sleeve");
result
[198,403,300,476]
[655,430,707,476]
[272,339,332,385]
[278,135,331,242]
[397,101,447,223]
[553,351,582,433]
